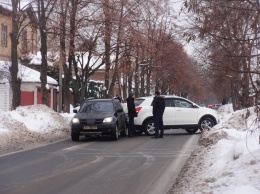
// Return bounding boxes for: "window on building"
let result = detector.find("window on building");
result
[21,29,28,53]
[1,24,7,47]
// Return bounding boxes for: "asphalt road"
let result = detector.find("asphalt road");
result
[0,129,200,194]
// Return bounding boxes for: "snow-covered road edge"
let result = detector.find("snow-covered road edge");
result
[0,105,74,155]
[168,104,260,194]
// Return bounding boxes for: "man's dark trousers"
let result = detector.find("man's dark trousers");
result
[154,115,164,137]
[128,116,135,136]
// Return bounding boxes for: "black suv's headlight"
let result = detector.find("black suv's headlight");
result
[71,118,80,124]
[103,117,113,123]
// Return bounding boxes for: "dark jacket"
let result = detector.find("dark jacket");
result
[127,96,137,118]
[152,96,165,117]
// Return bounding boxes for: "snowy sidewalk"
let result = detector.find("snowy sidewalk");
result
[0,105,74,154]
[168,104,260,194]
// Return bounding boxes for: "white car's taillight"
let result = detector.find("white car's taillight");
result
[136,107,142,114]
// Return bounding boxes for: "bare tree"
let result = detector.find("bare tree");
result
[102,0,112,97]
[37,0,56,106]
[10,0,21,110]
[183,0,260,109]
[9,0,33,109]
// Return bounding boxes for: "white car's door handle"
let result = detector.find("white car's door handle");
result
[177,110,182,111]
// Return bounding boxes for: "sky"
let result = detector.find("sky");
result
[171,0,195,55]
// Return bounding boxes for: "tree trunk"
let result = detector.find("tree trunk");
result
[146,64,151,96]
[38,0,48,106]
[103,0,111,98]
[128,73,132,95]
[108,1,124,97]
[64,0,76,112]
[79,81,86,103]
[140,66,145,96]
[231,75,241,111]
[134,60,139,97]
[122,73,127,100]
[58,0,68,112]
[10,0,21,110]
[241,60,250,108]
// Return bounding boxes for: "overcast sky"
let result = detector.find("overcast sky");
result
[171,0,195,55]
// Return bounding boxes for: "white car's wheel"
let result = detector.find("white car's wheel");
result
[199,117,214,131]
[144,120,155,136]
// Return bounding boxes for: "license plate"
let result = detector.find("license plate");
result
[84,126,97,130]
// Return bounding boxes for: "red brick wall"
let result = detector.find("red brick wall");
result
[89,69,105,81]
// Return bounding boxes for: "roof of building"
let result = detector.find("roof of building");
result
[0,61,57,85]
[27,52,55,67]
[75,52,105,70]
[0,3,37,28]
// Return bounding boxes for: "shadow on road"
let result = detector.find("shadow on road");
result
[164,132,202,136]
[75,131,201,142]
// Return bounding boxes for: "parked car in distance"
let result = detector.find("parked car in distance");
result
[207,104,214,109]
[71,99,127,141]
[213,104,222,109]
[208,104,222,110]
[134,96,219,135]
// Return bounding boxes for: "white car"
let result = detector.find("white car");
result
[134,96,218,135]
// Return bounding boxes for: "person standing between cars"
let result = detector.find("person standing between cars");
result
[126,92,137,137]
[152,91,165,138]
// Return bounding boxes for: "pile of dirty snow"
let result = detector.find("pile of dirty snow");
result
[0,105,74,154]
[169,104,260,194]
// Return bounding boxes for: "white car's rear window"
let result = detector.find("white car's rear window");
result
[135,99,145,107]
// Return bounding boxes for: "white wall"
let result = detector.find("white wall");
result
[0,83,12,111]
[21,82,40,91]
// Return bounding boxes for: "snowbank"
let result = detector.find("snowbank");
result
[169,104,260,194]
[0,105,74,154]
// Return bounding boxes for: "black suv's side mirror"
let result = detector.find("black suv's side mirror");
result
[73,109,78,113]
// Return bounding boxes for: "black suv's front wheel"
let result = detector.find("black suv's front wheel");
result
[120,123,127,137]
[111,125,119,140]
[71,134,79,141]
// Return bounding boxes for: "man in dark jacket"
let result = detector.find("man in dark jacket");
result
[126,92,137,137]
[152,91,165,138]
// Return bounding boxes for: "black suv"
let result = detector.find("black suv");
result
[71,99,127,141]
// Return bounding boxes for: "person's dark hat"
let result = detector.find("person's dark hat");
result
[155,91,160,95]
[129,92,134,97]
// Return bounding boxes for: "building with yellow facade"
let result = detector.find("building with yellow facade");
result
[0,4,37,61]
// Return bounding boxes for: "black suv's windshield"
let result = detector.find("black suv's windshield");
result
[79,101,114,113]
